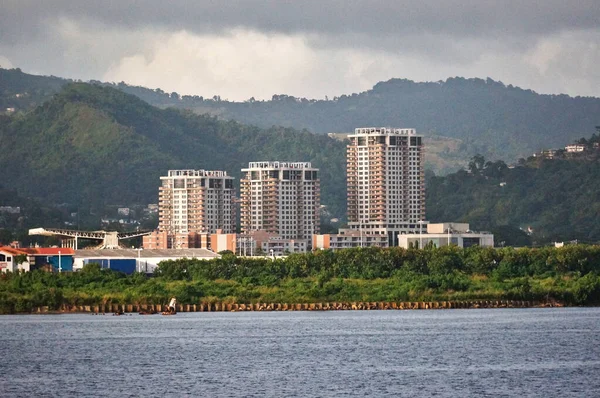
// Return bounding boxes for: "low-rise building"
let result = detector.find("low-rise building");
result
[210,229,307,256]
[143,230,210,250]
[313,228,388,251]
[0,247,26,272]
[73,248,220,274]
[0,247,74,272]
[262,238,308,256]
[397,223,494,249]
[565,144,585,153]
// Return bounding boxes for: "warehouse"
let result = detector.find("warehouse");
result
[73,248,220,274]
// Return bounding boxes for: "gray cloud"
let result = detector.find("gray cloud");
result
[1,0,599,100]
[3,0,599,41]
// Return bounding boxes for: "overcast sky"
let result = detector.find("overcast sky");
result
[1,0,599,100]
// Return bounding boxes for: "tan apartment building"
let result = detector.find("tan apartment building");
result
[240,162,320,243]
[313,229,388,251]
[347,127,425,246]
[144,169,235,249]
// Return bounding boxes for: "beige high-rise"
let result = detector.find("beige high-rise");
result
[156,169,235,248]
[347,127,425,246]
[240,162,320,241]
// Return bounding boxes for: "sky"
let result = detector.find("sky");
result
[1,0,599,101]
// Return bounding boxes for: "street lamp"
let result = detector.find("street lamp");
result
[447,227,451,246]
[58,250,62,273]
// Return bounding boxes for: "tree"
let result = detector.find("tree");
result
[468,154,486,175]
[14,254,27,269]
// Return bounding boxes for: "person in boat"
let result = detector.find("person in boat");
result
[168,297,177,313]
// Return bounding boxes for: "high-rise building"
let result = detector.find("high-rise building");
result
[347,127,425,245]
[240,162,320,241]
[152,169,235,249]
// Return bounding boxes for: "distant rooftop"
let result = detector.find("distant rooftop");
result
[163,170,229,178]
[245,161,314,169]
[352,127,418,136]
[74,248,219,259]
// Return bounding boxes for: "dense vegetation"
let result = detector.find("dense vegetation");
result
[427,153,600,244]
[2,246,600,313]
[3,67,599,165]
[0,67,68,111]
[0,83,347,218]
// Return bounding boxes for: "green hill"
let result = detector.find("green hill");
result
[3,68,599,169]
[426,151,600,245]
[0,83,347,217]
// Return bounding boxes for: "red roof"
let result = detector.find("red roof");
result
[2,247,74,256]
[32,248,75,255]
[0,246,29,255]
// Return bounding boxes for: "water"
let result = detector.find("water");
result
[1,308,599,397]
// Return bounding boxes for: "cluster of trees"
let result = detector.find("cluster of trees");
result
[427,153,600,244]
[2,246,600,313]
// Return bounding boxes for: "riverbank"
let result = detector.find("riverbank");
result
[26,299,567,315]
[2,246,599,314]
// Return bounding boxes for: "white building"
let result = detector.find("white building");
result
[347,127,425,246]
[156,169,236,248]
[240,162,320,242]
[565,144,585,153]
[397,223,494,249]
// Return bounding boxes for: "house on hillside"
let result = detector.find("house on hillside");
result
[565,144,585,153]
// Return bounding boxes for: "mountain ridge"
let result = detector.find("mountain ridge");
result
[3,67,599,167]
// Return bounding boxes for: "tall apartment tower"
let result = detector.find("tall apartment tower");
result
[347,127,425,245]
[157,170,235,247]
[240,162,320,240]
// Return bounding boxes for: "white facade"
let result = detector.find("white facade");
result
[565,144,585,153]
[347,127,425,246]
[240,162,320,241]
[158,170,236,239]
[398,223,494,249]
[0,250,17,273]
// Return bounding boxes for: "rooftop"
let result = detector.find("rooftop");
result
[163,170,229,178]
[245,161,314,169]
[352,127,418,136]
[74,248,220,259]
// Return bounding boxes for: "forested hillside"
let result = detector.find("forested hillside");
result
[0,83,347,217]
[3,68,599,166]
[0,67,69,111]
[3,79,600,245]
[427,153,600,244]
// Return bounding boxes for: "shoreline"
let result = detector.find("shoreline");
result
[14,299,572,315]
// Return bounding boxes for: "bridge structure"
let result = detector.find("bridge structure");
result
[28,228,152,250]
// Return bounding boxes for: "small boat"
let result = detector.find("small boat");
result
[161,297,177,316]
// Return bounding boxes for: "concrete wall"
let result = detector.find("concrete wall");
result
[427,223,470,234]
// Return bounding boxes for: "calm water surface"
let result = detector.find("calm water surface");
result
[1,308,599,397]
